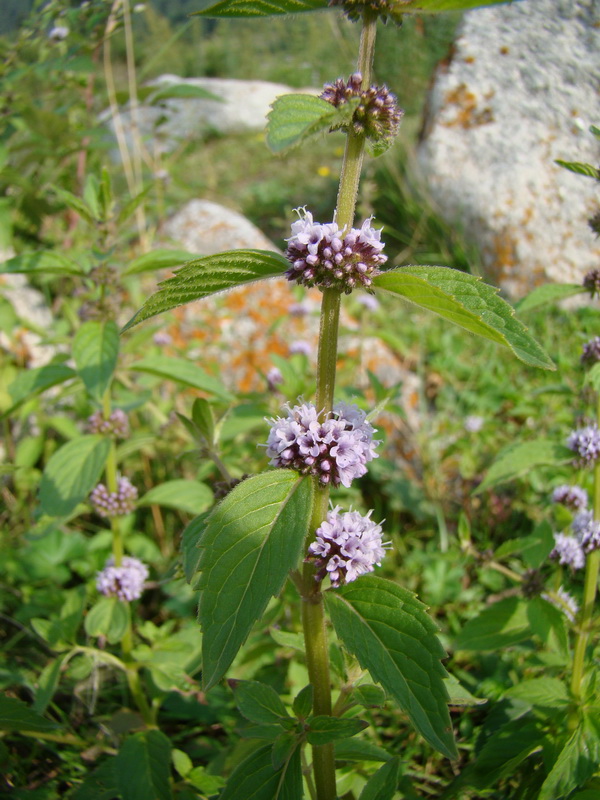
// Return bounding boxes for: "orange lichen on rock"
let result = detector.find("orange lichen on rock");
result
[442,83,495,129]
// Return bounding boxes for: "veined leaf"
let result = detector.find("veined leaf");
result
[373,266,555,370]
[39,435,111,517]
[0,251,84,276]
[538,715,600,800]
[0,695,58,732]
[85,597,131,644]
[358,757,402,800]
[515,283,585,313]
[5,364,76,415]
[197,471,312,690]
[475,439,572,494]
[230,680,291,724]
[454,597,531,652]
[129,355,233,401]
[181,514,208,587]
[122,250,288,331]
[72,320,120,401]
[193,0,327,17]
[444,675,487,707]
[123,248,197,276]
[306,715,367,745]
[326,575,456,759]
[137,479,213,515]
[266,93,358,154]
[555,160,600,180]
[114,730,173,800]
[219,744,302,800]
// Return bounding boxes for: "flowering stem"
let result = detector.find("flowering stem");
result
[299,12,378,800]
[571,401,600,698]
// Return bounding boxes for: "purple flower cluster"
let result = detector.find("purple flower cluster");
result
[265,401,379,488]
[90,477,138,518]
[308,506,388,587]
[320,72,403,144]
[551,484,588,510]
[541,587,579,623]
[572,510,600,553]
[87,409,130,439]
[567,424,600,467]
[583,268,600,298]
[96,556,148,602]
[328,0,397,24]
[581,336,600,367]
[550,533,585,570]
[284,208,386,293]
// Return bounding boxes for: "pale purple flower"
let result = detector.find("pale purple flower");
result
[320,73,403,143]
[284,207,386,293]
[464,415,484,433]
[90,477,138,518]
[581,336,600,366]
[48,25,69,41]
[541,587,579,623]
[266,366,284,392]
[308,506,389,586]
[96,556,148,602]
[289,299,315,316]
[153,330,172,346]
[567,424,600,467]
[265,401,379,488]
[550,533,585,570]
[87,409,130,439]
[356,293,380,312]
[290,340,312,357]
[572,510,600,553]
[552,484,588,510]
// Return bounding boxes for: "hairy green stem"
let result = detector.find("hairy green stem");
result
[300,13,378,800]
[571,397,600,698]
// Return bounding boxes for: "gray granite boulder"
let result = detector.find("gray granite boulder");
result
[418,0,600,298]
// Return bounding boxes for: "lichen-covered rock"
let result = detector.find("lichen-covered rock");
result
[418,0,600,299]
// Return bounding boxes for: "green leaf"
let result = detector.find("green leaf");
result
[114,730,173,800]
[117,185,151,226]
[475,439,572,494]
[85,597,131,644]
[373,266,555,370]
[137,479,213,515]
[0,251,84,276]
[0,694,59,732]
[70,758,119,800]
[172,748,193,778]
[555,160,600,180]
[193,0,327,17]
[230,680,292,724]
[454,597,531,651]
[352,684,386,708]
[129,355,234,401]
[306,715,368,745]
[51,186,98,224]
[72,321,120,400]
[33,657,66,714]
[326,575,457,759]
[358,757,402,800]
[198,471,313,690]
[334,738,391,763]
[444,675,487,707]
[292,685,313,719]
[515,283,585,313]
[181,514,208,587]
[122,248,197,276]
[5,364,75,414]
[266,93,358,154]
[271,730,301,770]
[585,363,600,395]
[218,744,302,800]
[527,596,569,656]
[122,250,288,331]
[39,435,111,517]
[148,83,221,103]
[192,398,216,444]
[505,677,570,713]
[538,715,600,800]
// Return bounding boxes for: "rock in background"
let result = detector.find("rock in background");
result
[418,0,600,299]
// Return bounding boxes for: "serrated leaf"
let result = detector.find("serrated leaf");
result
[39,435,111,517]
[555,160,600,180]
[374,266,555,370]
[148,83,221,103]
[230,680,292,724]
[0,251,84,276]
[359,757,402,800]
[475,439,572,494]
[129,355,233,401]
[505,678,570,712]
[515,283,585,313]
[292,685,313,719]
[122,250,288,331]
[123,248,197,276]
[220,745,302,800]
[272,730,301,771]
[193,0,327,17]
[137,479,213,515]
[0,694,59,732]
[454,597,531,651]
[326,575,456,759]
[538,715,600,800]
[306,715,368,745]
[85,597,131,644]
[115,730,173,800]
[198,471,313,690]
[6,364,75,413]
[266,93,357,154]
[73,321,120,400]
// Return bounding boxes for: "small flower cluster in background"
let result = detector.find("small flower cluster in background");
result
[307,506,389,586]
[96,556,148,602]
[87,409,130,439]
[581,336,600,366]
[266,400,379,487]
[284,208,387,293]
[566,424,600,467]
[90,477,138,518]
[550,483,600,570]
